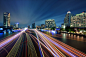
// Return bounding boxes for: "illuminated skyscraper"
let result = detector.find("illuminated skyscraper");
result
[3,12,10,28]
[70,11,86,27]
[45,19,56,28]
[13,23,19,28]
[64,11,73,27]
[15,23,19,28]
[32,23,35,29]
[41,24,45,29]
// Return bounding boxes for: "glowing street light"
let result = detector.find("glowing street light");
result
[64,25,65,29]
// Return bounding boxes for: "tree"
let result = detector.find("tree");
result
[51,27,56,30]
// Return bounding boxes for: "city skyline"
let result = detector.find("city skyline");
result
[0,0,86,56]
[0,0,86,27]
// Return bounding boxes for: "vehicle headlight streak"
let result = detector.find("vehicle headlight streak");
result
[35,29,66,57]
[37,34,58,57]
[30,34,57,57]
[35,30,76,57]
[44,34,86,56]
[41,32,76,57]
[36,31,59,56]
[0,28,28,50]
[37,33,66,57]
[34,30,44,57]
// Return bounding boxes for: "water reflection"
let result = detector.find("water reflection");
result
[3,30,6,34]
[0,32,13,40]
[71,34,73,38]
[62,33,66,38]
[41,30,86,42]
[77,36,79,41]
[68,34,70,38]
[61,33,86,42]
[74,35,76,38]
[81,36,84,41]
[62,33,67,42]
[0,33,4,38]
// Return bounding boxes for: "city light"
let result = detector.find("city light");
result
[0,28,3,30]
[0,28,27,50]
[0,0,86,57]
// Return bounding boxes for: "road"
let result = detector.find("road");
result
[31,29,86,57]
[0,28,86,57]
[0,28,39,57]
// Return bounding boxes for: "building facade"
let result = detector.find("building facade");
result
[32,23,35,28]
[15,23,19,28]
[41,24,45,29]
[3,12,10,28]
[14,23,19,28]
[28,25,30,28]
[45,19,56,28]
[61,23,65,29]
[64,11,73,27]
[70,12,86,27]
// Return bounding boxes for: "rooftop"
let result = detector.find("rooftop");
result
[45,19,54,21]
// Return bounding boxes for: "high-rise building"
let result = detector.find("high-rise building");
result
[15,23,19,28]
[64,11,73,27]
[45,19,56,28]
[70,12,86,27]
[28,25,30,28]
[3,12,10,28]
[14,23,19,28]
[36,25,41,29]
[41,24,45,29]
[32,23,35,28]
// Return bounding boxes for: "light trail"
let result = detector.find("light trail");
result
[29,34,56,57]
[38,35,58,57]
[35,29,75,57]
[42,32,86,57]
[37,33,62,57]
[26,33,38,57]
[40,32,76,57]
[0,28,28,50]
[34,31,44,57]
[32,29,65,57]
[32,29,86,57]
[37,33,65,57]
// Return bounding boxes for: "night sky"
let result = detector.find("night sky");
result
[0,0,86,27]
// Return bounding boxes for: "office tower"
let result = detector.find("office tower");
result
[28,25,30,28]
[15,23,19,28]
[61,23,65,28]
[41,24,45,29]
[70,11,86,27]
[3,12,10,28]
[32,23,35,28]
[64,11,73,27]
[14,23,19,28]
[45,19,56,28]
